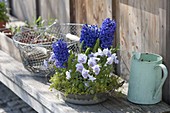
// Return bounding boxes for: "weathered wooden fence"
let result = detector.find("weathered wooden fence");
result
[9,0,36,23]
[8,0,170,104]
[9,0,70,23]
[118,0,166,78]
[70,0,113,25]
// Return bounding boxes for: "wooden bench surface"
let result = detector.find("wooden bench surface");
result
[0,50,170,113]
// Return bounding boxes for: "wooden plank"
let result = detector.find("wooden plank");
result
[0,72,51,113]
[118,0,165,79]
[39,0,70,23]
[0,33,21,62]
[163,0,170,104]
[0,50,170,113]
[70,0,76,23]
[112,0,121,75]
[73,0,87,24]
[112,0,119,47]
[159,0,166,57]
[118,0,170,104]
[71,0,112,25]
[35,0,40,19]
[0,50,111,113]
[10,0,36,23]
[119,0,131,80]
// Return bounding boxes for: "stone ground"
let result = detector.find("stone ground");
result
[0,82,37,113]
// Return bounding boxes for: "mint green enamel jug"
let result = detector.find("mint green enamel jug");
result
[127,53,168,104]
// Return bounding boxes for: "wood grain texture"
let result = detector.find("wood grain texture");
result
[163,0,170,105]
[39,0,70,23]
[0,72,51,113]
[118,0,166,80]
[70,0,76,23]
[7,0,170,105]
[112,0,120,75]
[11,0,36,23]
[0,33,21,62]
[0,50,170,113]
[70,0,112,25]
[118,0,170,104]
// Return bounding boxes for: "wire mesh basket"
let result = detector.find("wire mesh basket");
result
[13,23,83,76]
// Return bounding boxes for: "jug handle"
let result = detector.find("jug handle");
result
[153,64,168,99]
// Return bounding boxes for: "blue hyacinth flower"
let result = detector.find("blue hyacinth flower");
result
[52,40,69,68]
[99,18,116,49]
[80,24,99,50]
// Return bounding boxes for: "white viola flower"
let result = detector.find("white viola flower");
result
[98,48,103,55]
[115,59,119,64]
[92,65,100,75]
[94,57,100,61]
[103,48,111,57]
[66,70,71,80]
[88,53,94,57]
[76,63,84,73]
[106,56,114,65]
[88,75,96,82]
[106,53,119,65]
[93,53,98,57]
[78,54,87,63]
[111,53,119,64]
[84,82,89,87]
[88,57,97,67]
[111,53,117,60]
[94,48,103,57]
[43,59,48,68]
[48,52,56,62]
[81,68,89,79]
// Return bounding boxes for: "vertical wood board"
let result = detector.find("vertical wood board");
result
[119,0,161,80]
[39,0,70,23]
[11,0,36,23]
[70,0,112,26]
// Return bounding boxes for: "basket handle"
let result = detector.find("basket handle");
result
[36,19,59,39]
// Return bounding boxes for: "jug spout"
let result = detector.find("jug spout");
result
[132,52,141,60]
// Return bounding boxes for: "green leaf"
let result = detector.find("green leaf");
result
[93,38,100,52]
[72,60,78,73]
[111,43,120,53]
[67,51,74,70]
[78,83,84,90]
[80,41,84,52]
[35,16,42,24]
[85,47,91,55]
